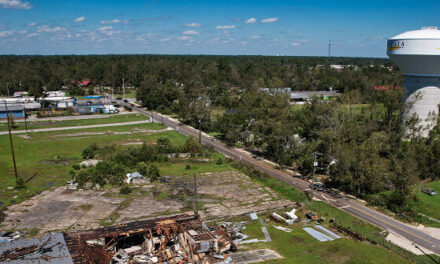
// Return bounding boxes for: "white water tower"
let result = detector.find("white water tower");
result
[387,26,440,137]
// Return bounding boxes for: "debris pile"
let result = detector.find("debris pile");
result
[64,213,237,264]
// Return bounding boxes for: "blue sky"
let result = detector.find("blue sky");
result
[0,0,438,57]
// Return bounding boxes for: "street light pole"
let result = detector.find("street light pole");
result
[4,101,18,181]
[193,173,198,215]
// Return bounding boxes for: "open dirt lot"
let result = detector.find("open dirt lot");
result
[1,171,294,235]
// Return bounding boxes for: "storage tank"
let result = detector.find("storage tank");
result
[387,26,440,137]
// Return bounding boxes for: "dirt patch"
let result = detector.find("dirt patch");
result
[1,171,294,235]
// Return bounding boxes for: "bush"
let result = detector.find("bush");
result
[185,164,191,170]
[120,184,131,195]
[148,164,160,181]
[15,177,25,189]
[82,147,94,159]
[124,105,132,111]
[72,164,80,170]
[136,162,148,176]
[89,143,99,151]
[216,158,223,165]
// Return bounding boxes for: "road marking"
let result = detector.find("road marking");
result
[341,201,437,246]
[339,205,350,209]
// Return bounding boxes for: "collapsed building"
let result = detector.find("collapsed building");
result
[0,213,236,264]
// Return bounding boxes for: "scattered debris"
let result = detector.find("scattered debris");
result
[249,212,258,221]
[270,212,296,225]
[79,159,101,167]
[333,223,367,241]
[261,227,271,242]
[126,172,148,184]
[305,211,318,221]
[273,226,292,233]
[284,208,298,222]
[0,231,21,244]
[64,213,237,264]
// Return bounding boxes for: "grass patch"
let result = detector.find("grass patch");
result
[0,123,181,214]
[0,114,149,132]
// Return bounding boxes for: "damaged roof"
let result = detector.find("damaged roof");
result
[0,232,73,264]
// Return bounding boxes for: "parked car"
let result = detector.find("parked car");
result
[422,188,437,196]
[309,182,325,192]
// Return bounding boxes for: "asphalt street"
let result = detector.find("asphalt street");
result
[120,101,440,256]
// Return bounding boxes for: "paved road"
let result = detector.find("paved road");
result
[121,102,440,256]
[0,120,149,135]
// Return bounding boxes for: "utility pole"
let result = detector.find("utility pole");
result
[412,243,440,264]
[24,112,28,133]
[328,39,332,59]
[193,173,198,215]
[6,82,9,96]
[122,78,125,99]
[198,119,202,143]
[4,102,18,181]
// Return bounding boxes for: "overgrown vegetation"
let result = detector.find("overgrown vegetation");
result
[72,136,208,188]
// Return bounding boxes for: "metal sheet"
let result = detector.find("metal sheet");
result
[303,227,333,242]
[314,225,341,239]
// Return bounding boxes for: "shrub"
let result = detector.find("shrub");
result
[124,105,132,111]
[216,158,223,165]
[72,164,80,170]
[120,184,131,195]
[89,143,99,151]
[148,164,160,182]
[15,177,25,189]
[136,162,148,176]
[185,164,191,170]
[82,147,94,159]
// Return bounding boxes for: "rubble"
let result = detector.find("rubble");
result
[64,213,237,264]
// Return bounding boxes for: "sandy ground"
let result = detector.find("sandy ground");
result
[0,171,294,235]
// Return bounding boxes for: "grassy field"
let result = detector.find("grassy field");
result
[408,180,440,227]
[0,114,149,132]
[237,217,410,264]
[0,122,174,211]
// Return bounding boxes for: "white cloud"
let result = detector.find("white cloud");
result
[185,22,201,28]
[0,30,14,37]
[261,17,279,23]
[216,25,235,30]
[75,33,81,38]
[245,18,256,24]
[37,25,67,33]
[73,16,85,23]
[160,37,171,42]
[98,26,113,31]
[26,32,39,37]
[100,19,121,24]
[251,35,261,39]
[182,30,198,35]
[178,35,193,42]
[291,42,301,47]
[19,30,26,34]
[137,33,154,41]
[27,22,36,27]
[0,0,31,9]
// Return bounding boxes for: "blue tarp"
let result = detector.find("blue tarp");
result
[303,227,334,242]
